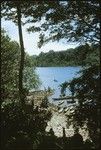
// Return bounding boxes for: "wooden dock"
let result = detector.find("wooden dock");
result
[53,96,77,101]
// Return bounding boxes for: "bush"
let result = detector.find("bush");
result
[1,100,52,149]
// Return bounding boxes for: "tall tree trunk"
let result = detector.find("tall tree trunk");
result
[17,4,25,107]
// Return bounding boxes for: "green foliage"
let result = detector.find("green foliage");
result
[22,1,99,46]
[23,67,41,91]
[40,96,48,108]
[84,45,100,66]
[1,101,52,149]
[60,64,100,148]
[25,53,37,67]
[1,29,20,102]
[23,54,41,91]
[1,29,41,105]
[1,1,100,45]
[74,65,100,148]
[33,44,99,67]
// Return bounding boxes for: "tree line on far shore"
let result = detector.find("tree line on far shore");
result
[31,44,99,67]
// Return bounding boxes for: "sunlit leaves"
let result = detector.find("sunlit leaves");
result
[23,67,41,90]
[1,29,20,101]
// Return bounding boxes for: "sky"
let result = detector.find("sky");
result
[1,18,79,56]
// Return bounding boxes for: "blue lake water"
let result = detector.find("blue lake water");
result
[35,67,81,106]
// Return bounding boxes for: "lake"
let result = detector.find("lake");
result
[35,67,81,106]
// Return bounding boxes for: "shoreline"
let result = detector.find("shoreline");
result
[27,90,90,142]
[46,103,90,142]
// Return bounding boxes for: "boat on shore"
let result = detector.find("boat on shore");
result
[53,96,77,101]
[58,101,64,105]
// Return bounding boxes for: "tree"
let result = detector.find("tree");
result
[23,67,40,91]
[16,3,25,107]
[1,29,20,103]
[1,1,100,49]
[1,29,40,103]
[1,1,30,107]
[23,1,100,46]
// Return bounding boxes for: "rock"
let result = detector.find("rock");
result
[58,108,64,113]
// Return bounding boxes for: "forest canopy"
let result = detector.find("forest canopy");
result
[31,44,100,67]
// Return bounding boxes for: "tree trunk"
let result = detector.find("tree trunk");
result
[17,4,25,107]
